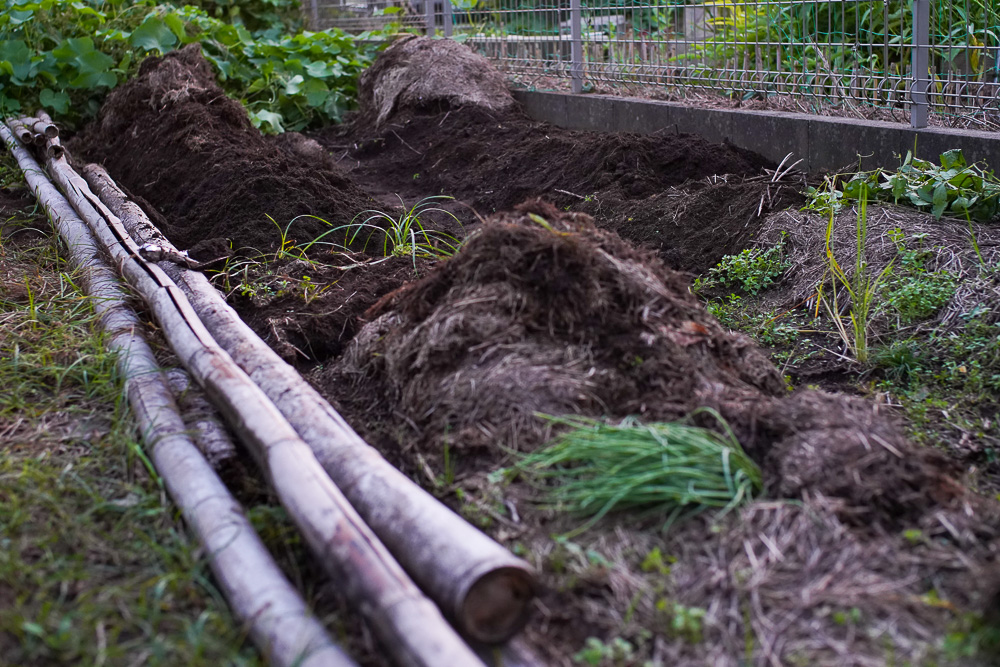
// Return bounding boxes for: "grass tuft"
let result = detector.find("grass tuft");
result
[519,411,762,535]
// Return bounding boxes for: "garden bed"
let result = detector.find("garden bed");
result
[68,40,1000,666]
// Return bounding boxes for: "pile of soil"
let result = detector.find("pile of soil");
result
[72,44,374,253]
[228,254,424,363]
[326,201,973,529]
[319,104,795,274]
[356,35,514,128]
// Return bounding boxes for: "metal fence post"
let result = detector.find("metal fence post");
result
[309,0,319,30]
[426,0,435,36]
[910,0,930,128]
[443,0,453,37]
[570,0,583,94]
[442,0,455,37]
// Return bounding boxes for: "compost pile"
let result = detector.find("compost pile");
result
[328,201,973,529]
[73,44,373,253]
[323,69,794,273]
[355,35,514,128]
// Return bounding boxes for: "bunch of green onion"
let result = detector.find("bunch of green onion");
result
[520,411,762,534]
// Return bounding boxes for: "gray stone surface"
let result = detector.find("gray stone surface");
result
[514,90,1000,173]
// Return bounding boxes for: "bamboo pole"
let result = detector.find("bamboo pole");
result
[30,114,58,139]
[0,121,352,667]
[83,164,537,645]
[164,368,239,471]
[6,117,32,144]
[39,137,484,667]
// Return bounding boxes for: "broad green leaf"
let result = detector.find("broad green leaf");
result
[245,77,267,94]
[249,108,284,134]
[71,70,116,88]
[939,149,966,170]
[0,94,22,114]
[931,182,949,218]
[7,9,34,25]
[915,183,935,203]
[39,87,70,114]
[163,13,188,41]
[284,74,304,95]
[77,49,114,74]
[52,37,98,62]
[300,78,329,107]
[305,60,334,77]
[890,175,907,201]
[131,17,178,53]
[0,40,32,81]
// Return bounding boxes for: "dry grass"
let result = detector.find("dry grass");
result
[664,498,999,666]
[755,204,1000,319]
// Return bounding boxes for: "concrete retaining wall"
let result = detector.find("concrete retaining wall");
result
[513,90,1000,174]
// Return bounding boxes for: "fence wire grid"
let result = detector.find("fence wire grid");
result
[307,0,1000,128]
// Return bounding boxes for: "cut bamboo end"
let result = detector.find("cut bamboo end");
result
[6,118,32,144]
[30,115,58,139]
[460,566,537,644]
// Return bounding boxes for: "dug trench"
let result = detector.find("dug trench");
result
[70,42,1000,665]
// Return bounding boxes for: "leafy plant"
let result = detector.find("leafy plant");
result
[519,411,761,535]
[658,601,707,644]
[573,636,636,666]
[169,0,303,34]
[344,195,462,266]
[808,150,1000,222]
[0,0,387,131]
[882,229,956,322]
[816,180,895,363]
[703,234,789,295]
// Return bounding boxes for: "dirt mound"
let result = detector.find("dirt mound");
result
[357,36,514,128]
[230,254,422,364]
[327,202,971,528]
[610,178,804,273]
[72,44,374,253]
[321,105,780,273]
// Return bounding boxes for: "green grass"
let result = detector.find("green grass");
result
[817,183,895,364]
[519,413,762,535]
[0,184,262,664]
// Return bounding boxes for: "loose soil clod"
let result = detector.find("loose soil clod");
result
[321,104,789,274]
[356,35,515,128]
[327,201,976,531]
[72,44,374,253]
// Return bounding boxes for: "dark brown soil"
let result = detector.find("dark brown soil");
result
[317,104,798,274]
[61,39,999,664]
[71,44,375,254]
[229,253,424,364]
[323,202,975,531]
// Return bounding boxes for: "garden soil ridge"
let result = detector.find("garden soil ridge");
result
[68,41,1000,665]
[71,44,375,255]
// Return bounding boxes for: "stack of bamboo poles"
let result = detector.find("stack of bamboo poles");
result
[1,117,539,667]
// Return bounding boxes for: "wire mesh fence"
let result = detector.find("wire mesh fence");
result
[306,0,1000,128]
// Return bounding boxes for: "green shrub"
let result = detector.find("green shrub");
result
[883,229,956,322]
[0,0,386,131]
[806,150,1000,222]
[703,234,788,295]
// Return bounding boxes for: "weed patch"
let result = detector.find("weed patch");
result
[0,186,259,664]
[698,233,788,295]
